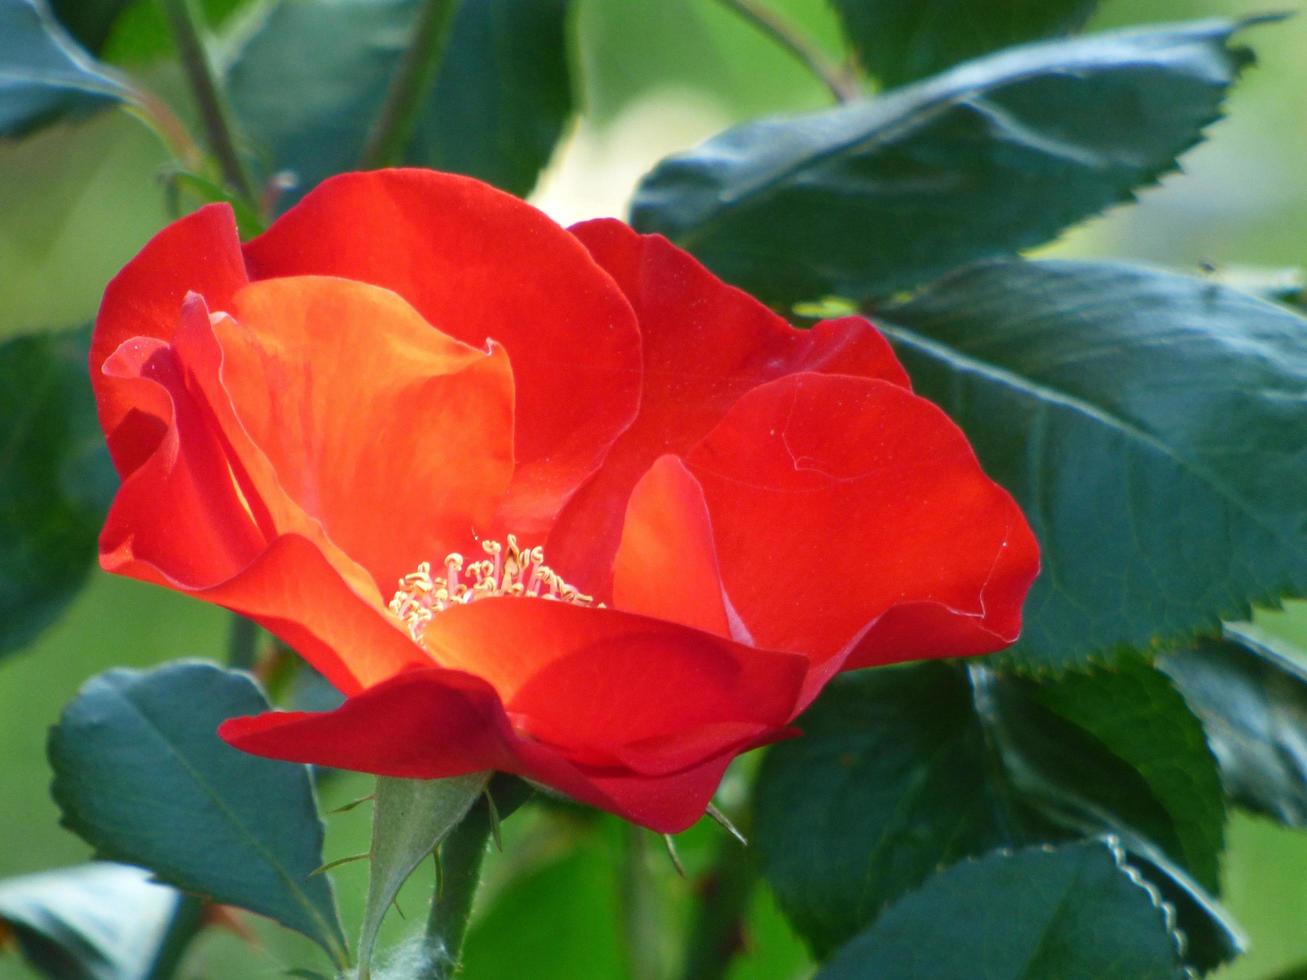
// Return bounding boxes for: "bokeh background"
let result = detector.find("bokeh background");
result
[2,1,1305,977]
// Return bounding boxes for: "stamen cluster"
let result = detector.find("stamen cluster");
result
[389,535,600,642]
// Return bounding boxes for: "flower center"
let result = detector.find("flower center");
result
[388,535,600,643]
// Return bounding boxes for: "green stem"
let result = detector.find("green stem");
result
[714,0,859,103]
[423,800,492,979]
[159,0,257,204]
[620,826,662,980]
[226,614,260,669]
[678,821,756,980]
[361,0,462,168]
[143,895,206,980]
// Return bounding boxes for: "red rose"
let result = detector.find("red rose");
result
[92,169,1038,832]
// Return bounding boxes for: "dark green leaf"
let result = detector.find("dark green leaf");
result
[47,0,131,53]
[48,661,348,965]
[226,0,573,202]
[1162,625,1307,827]
[987,659,1226,892]
[0,863,179,980]
[877,259,1307,669]
[830,0,1096,89]
[754,663,1038,955]
[755,661,1233,967]
[0,326,115,658]
[631,19,1260,305]
[410,0,572,196]
[816,840,1186,980]
[0,0,128,136]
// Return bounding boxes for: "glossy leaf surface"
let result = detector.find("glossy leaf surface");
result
[632,21,1256,304]
[0,0,127,136]
[755,662,1231,968]
[0,863,179,980]
[878,259,1307,669]
[1162,625,1307,827]
[816,840,1186,980]
[48,662,347,963]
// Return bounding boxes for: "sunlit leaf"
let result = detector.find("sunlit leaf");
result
[0,863,180,980]
[631,20,1262,305]
[0,0,127,138]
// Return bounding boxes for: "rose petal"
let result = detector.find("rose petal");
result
[685,373,1040,696]
[612,454,737,640]
[549,219,909,591]
[212,276,515,592]
[220,667,785,832]
[242,170,642,532]
[92,204,248,475]
[100,327,430,693]
[416,599,807,774]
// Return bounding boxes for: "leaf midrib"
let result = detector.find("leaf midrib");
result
[88,673,344,960]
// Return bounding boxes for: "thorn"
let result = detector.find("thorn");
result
[391,896,406,920]
[327,793,374,815]
[309,852,370,877]
[707,804,748,846]
[662,834,687,878]
[485,788,503,851]
[432,848,445,900]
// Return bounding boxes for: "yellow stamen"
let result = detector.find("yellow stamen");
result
[388,535,600,643]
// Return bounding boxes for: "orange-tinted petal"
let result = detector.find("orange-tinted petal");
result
[612,455,736,640]
[220,667,789,832]
[211,276,515,593]
[549,219,910,592]
[100,307,431,694]
[416,600,807,774]
[242,170,641,533]
[92,204,248,475]
[685,373,1040,699]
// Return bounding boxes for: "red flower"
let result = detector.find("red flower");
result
[92,170,1038,832]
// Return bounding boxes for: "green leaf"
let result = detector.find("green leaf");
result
[630,19,1260,305]
[0,0,128,137]
[46,0,132,53]
[0,326,114,659]
[0,863,180,980]
[815,840,1186,980]
[876,259,1307,669]
[98,0,250,65]
[1162,625,1307,827]
[986,659,1226,892]
[358,773,490,977]
[754,663,1037,956]
[409,0,572,197]
[48,661,348,966]
[830,0,1097,89]
[754,662,1233,968]
[225,0,573,202]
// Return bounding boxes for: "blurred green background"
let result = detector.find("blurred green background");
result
[2,0,1306,977]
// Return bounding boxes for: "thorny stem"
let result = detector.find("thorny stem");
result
[159,0,257,204]
[361,0,462,168]
[714,0,859,103]
[423,800,492,979]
